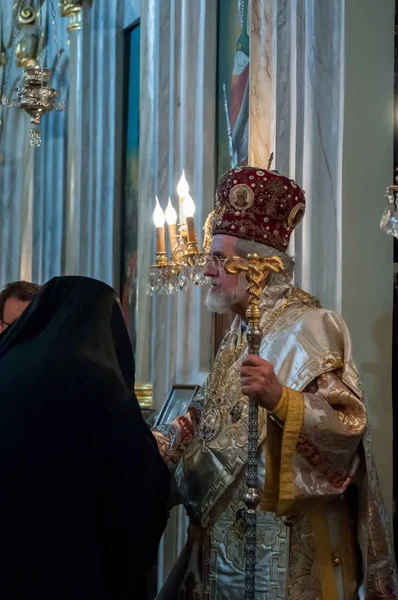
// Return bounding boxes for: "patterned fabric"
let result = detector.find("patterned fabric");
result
[156,372,366,600]
[154,285,398,599]
[212,166,305,250]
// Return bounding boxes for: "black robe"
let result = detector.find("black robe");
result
[0,276,170,600]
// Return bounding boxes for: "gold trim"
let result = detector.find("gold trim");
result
[66,12,82,31]
[59,1,83,31]
[288,202,305,228]
[310,508,339,600]
[59,1,83,17]
[272,385,289,421]
[260,386,304,515]
[135,383,153,409]
[278,387,304,514]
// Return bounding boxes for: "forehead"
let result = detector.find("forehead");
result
[3,297,30,321]
[210,234,237,256]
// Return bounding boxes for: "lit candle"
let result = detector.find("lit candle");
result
[183,193,197,243]
[177,170,189,224]
[165,197,178,251]
[153,196,166,254]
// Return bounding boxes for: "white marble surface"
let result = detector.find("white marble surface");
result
[249,0,274,167]
[135,0,157,387]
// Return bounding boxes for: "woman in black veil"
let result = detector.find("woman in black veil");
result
[0,276,170,600]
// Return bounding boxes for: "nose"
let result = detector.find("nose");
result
[204,262,218,278]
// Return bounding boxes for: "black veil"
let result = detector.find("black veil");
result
[0,276,169,600]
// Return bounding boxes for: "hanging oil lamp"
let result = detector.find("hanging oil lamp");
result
[1,0,65,148]
[17,65,59,146]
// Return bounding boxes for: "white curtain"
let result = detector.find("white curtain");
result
[266,0,394,518]
[139,0,218,587]
[138,0,217,408]
[272,0,344,311]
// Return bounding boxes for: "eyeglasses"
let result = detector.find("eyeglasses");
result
[204,255,229,271]
[204,254,247,272]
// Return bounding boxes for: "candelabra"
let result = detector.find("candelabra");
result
[147,171,210,295]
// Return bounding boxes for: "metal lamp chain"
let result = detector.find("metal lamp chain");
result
[48,0,65,110]
[1,0,24,107]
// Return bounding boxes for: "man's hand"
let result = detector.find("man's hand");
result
[240,355,283,411]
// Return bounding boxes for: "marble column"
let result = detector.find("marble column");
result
[32,50,68,282]
[63,27,83,276]
[75,1,125,288]
[249,0,274,167]
[135,0,158,394]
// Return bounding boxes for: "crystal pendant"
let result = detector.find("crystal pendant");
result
[192,262,206,285]
[380,188,398,238]
[167,271,179,294]
[29,127,41,147]
[155,273,165,294]
[179,265,191,291]
[146,272,157,296]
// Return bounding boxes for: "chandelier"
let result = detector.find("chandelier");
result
[147,171,210,295]
[380,168,398,238]
[1,0,65,147]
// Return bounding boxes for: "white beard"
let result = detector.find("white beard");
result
[205,275,247,314]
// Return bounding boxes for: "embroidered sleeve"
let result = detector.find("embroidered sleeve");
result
[262,370,367,514]
[299,371,367,483]
[152,385,206,472]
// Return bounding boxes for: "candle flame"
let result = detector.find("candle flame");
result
[177,169,189,198]
[153,196,165,227]
[165,197,177,225]
[183,193,195,218]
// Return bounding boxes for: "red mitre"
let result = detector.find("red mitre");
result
[211,166,306,252]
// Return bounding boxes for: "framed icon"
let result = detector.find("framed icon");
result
[155,385,200,426]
